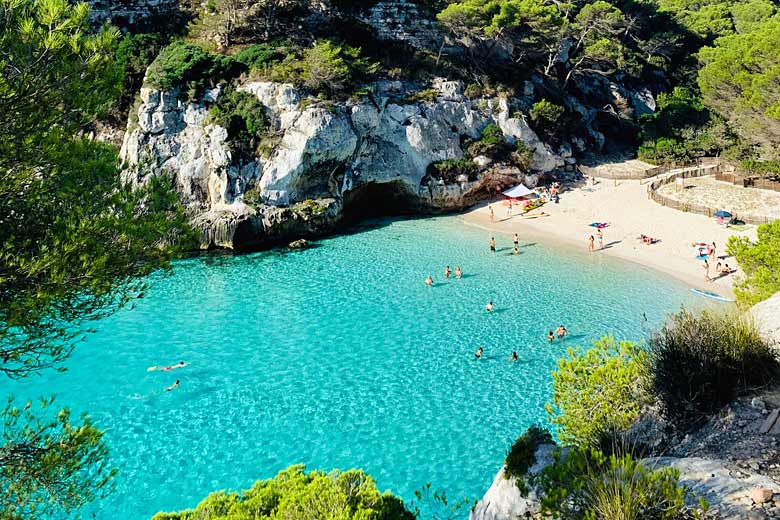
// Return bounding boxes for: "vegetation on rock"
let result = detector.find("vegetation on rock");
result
[504,425,553,480]
[546,337,648,447]
[727,220,780,306]
[650,308,779,428]
[151,464,415,520]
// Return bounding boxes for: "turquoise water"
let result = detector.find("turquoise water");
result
[4,216,697,519]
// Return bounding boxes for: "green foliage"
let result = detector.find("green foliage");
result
[411,483,472,520]
[529,99,565,138]
[536,448,686,520]
[145,41,243,98]
[207,87,267,152]
[1,397,116,518]
[234,41,288,70]
[727,220,780,305]
[427,158,479,182]
[650,309,779,427]
[151,464,415,520]
[698,19,780,155]
[739,159,780,176]
[504,425,553,480]
[112,32,169,116]
[480,123,504,145]
[546,337,648,448]
[396,88,439,104]
[511,141,534,171]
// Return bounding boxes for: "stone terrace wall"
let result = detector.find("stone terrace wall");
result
[360,0,442,49]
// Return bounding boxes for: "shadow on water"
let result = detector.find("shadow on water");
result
[522,242,538,247]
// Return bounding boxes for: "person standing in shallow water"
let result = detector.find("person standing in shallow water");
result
[455,266,462,279]
[475,347,483,359]
[425,275,434,286]
[490,237,496,252]
[588,235,595,253]
[513,233,519,249]
[444,265,452,279]
[510,351,518,361]
[486,301,494,312]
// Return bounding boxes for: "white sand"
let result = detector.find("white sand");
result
[460,178,759,298]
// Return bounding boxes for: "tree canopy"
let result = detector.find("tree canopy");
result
[727,220,780,306]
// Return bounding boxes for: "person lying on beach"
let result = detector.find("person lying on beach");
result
[639,235,658,245]
[720,263,735,275]
[556,325,568,339]
[455,266,462,279]
[548,331,554,342]
[425,276,434,286]
[510,351,518,361]
[475,347,483,359]
[165,380,180,392]
[486,301,494,312]
[444,265,452,279]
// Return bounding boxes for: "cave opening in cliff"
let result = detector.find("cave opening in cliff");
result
[342,181,420,222]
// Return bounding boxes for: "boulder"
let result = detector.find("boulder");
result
[752,487,774,504]
[750,293,780,348]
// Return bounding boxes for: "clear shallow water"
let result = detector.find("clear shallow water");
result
[4,216,697,519]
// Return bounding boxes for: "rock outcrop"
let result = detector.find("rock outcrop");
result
[87,0,184,30]
[751,293,780,348]
[121,78,559,248]
[469,444,560,520]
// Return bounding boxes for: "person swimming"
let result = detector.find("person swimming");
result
[148,361,188,372]
[486,301,494,312]
[510,351,518,361]
[455,266,462,279]
[425,275,434,286]
[475,347,484,359]
[556,325,568,339]
[489,237,496,252]
[445,265,452,279]
[547,331,554,342]
[165,379,180,392]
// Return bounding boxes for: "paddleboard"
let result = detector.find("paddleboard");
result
[690,288,735,302]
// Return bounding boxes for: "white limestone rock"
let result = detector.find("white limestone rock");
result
[750,293,780,348]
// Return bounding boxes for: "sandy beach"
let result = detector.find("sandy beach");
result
[460,178,759,298]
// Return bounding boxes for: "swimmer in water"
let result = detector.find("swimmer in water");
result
[445,265,452,279]
[425,275,434,286]
[510,351,518,361]
[148,361,188,372]
[547,331,554,342]
[165,379,180,392]
[486,301,494,312]
[475,347,483,359]
[556,325,568,339]
[455,266,462,279]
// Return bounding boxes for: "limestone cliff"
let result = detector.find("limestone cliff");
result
[121,78,559,249]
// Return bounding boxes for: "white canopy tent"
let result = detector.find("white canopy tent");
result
[502,184,533,199]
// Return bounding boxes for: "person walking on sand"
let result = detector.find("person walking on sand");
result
[455,266,462,279]
[489,237,496,252]
[703,259,710,281]
[597,229,603,250]
[425,275,434,286]
[489,205,494,223]
[588,235,595,253]
[507,200,513,219]
[445,265,452,279]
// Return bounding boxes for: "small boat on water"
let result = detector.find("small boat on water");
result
[690,288,735,302]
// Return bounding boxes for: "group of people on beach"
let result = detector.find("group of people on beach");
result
[696,241,735,281]
[587,229,604,252]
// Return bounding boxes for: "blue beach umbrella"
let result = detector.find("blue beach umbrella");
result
[714,210,732,218]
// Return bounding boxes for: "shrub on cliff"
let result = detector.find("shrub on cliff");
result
[546,337,649,447]
[206,87,267,154]
[151,464,415,520]
[426,158,479,182]
[535,448,686,520]
[727,220,780,306]
[529,99,565,139]
[145,41,243,98]
[504,425,553,480]
[650,308,779,427]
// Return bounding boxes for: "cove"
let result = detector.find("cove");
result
[3,216,697,519]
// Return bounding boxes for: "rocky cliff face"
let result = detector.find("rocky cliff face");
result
[121,78,559,248]
[87,0,186,30]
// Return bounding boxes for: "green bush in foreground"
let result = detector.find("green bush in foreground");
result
[505,425,553,481]
[651,308,779,427]
[151,465,414,520]
[536,448,686,520]
[546,337,648,448]
[727,220,780,306]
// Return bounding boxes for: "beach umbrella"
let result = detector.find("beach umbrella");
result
[714,210,732,218]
